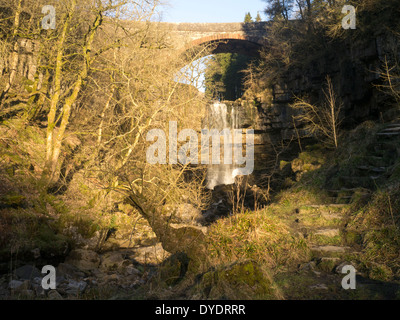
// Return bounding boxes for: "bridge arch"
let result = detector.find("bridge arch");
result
[153,22,268,59]
[187,34,264,57]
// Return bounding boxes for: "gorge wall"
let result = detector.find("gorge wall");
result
[250,30,400,145]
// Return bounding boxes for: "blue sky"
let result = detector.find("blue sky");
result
[159,0,267,23]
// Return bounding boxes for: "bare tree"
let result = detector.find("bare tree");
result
[39,0,163,183]
[292,76,343,148]
[379,54,400,105]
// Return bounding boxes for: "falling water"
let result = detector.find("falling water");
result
[206,102,241,190]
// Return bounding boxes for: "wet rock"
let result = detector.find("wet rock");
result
[15,265,41,280]
[65,249,100,272]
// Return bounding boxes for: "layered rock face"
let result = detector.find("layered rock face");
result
[254,32,400,145]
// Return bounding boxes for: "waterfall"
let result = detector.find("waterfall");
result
[206,102,241,190]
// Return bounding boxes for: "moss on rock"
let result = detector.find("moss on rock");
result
[195,261,281,300]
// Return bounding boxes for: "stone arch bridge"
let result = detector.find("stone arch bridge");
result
[131,21,270,57]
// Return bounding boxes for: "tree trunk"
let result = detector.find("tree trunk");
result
[42,0,77,183]
[97,87,115,146]
[127,192,206,262]
[0,0,23,105]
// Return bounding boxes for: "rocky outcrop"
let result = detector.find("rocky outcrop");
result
[0,247,152,300]
[252,32,400,144]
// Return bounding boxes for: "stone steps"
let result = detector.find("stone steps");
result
[376,132,400,138]
[372,142,397,153]
[301,204,348,209]
[363,156,393,167]
[376,124,400,139]
[295,205,346,246]
[297,204,348,218]
[321,212,345,220]
[384,123,400,128]
[293,202,364,284]
[381,127,400,133]
[314,228,341,237]
[307,227,344,247]
[311,245,350,254]
[296,203,356,260]
[289,123,399,292]
[326,187,372,204]
[327,188,371,196]
[357,165,387,174]
[329,196,352,204]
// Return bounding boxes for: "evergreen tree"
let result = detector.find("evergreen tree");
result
[244,12,253,23]
[205,53,254,101]
[256,12,262,22]
[263,0,293,20]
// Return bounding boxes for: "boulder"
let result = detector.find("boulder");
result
[132,243,171,265]
[15,265,41,280]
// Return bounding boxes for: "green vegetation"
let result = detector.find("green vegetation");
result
[244,12,253,23]
[205,53,255,101]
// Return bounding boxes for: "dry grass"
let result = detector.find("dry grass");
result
[346,186,400,281]
[205,209,310,273]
